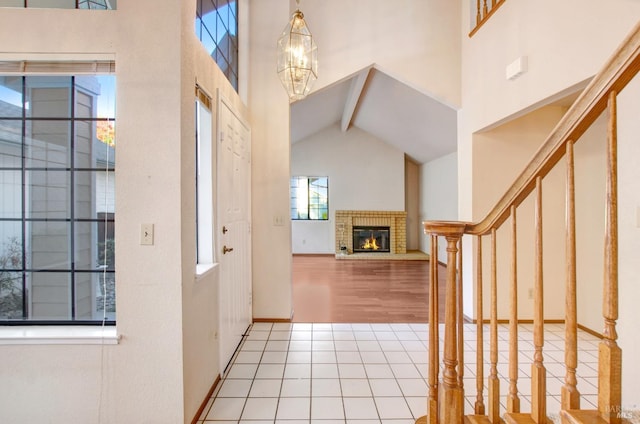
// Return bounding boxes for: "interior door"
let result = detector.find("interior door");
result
[217,94,252,374]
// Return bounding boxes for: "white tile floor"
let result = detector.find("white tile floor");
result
[197,322,603,423]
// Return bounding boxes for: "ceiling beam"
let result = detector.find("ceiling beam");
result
[341,67,372,132]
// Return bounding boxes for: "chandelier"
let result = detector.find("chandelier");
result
[277,0,318,101]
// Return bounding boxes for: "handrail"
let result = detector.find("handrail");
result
[466,21,640,236]
[469,0,507,37]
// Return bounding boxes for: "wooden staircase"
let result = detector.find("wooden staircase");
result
[416,21,640,424]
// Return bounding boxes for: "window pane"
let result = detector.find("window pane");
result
[0,228,22,269]
[75,76,116,119]
[195,16,202,39]
[201,2,217,39]
[0,171,21,219]
[0,76,23,115]
[27,272,71,320]
[0,0,25,6]
[74,221,114,271]
[25,120,71,168]
[25,76,72,118]
[0,271,23,320]
[28,0,75,8]
[27,221,71,270]
[26,170,71,219]
[94,271,115,320]
[77,0,112,9]
[74,170,115,219]
[0,120,22,154]
[201,26,217,56]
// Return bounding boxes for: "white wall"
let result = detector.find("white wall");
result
[419,152,458,263]
[291,124,405,254]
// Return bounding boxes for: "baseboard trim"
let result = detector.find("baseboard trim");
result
[293,253,334,257]
[191,374,221,424]
[460,316,603,339]
[577,323,603,339]
[462,316,564,325]
[253,317,292,323]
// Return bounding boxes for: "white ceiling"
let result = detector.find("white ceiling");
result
[290,65,458,164]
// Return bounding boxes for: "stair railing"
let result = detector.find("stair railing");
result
[470,0,507,37]
[417,21,640,424]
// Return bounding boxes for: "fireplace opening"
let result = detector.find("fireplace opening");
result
[353,226,390,253]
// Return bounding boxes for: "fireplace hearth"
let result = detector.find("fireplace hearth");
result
[352,226,390,253]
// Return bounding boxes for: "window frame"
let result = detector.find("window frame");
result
[0,73,116,325]
[0,0,116,9]
[195,87,215,273]
[194,0,239,92]
[290,176,329,221]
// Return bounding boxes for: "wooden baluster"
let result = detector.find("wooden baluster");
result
[426,234,439,424]
[457,239,464,391]
[561,140,580,410]
[475,235,486,415]
[483,0,489,18]
[441,232,463,424]
[421,223,466,424]
[532,177,547,423]
[488,228,500,423]
[507,205,520,413]
[599,91,621,423]
[434,235,440,396]
[492,0,497,6]
[476,0,481,25]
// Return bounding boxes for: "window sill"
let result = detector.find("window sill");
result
[196,262,219,282]
[0,326,120,345]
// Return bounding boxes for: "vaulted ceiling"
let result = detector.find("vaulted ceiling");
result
[290,65,458,164]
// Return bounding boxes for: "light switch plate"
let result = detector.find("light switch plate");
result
[141,224,154,245]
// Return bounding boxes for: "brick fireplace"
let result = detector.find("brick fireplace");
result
[335,210,407,255]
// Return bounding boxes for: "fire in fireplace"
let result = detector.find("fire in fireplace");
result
[352,226,390,253]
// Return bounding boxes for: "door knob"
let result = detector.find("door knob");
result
[223,245,234,254]
[222,226,228,234]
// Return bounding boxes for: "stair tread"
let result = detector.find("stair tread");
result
[503,412,542,424]
[465,415,494,424]
[560,409,609,424]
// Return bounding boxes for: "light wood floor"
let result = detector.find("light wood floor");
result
[292,255,447,323]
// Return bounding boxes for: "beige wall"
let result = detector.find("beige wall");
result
[405,157,420,251]
[472,105,608,322]
[301,0,462,107]
[419,152,458,264]
[249,0,461,318]
[459,0,640,402]
[0,1,250,422]
[617,69,640,407]
[248,0,293,320]
[471,107,562,320]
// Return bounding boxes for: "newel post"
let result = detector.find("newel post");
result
[423,221,467,424]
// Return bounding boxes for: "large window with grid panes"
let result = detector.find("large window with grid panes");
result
[0,74,116,324]
[290,176,329,220]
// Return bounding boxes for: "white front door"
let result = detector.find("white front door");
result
[217,94,252,374]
